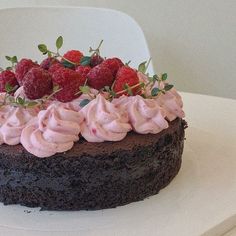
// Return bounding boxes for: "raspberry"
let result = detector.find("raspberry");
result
[15,59,39,86]
[90,55,104,67]
[75,65,91,79]
[40,57,59,70]
[52,68,86,102]
[23,67,53,99]
[113,66,140,97]
[87,64,114,90]
[102,58,124,76]
[48,62,64,75]
[0,70,19,93]
[63,50,83,65]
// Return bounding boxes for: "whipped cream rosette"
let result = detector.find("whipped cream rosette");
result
[80,94,131,142]
[21,102,83,157]
[0,105,38,145]
[155,83,185,121]
[113,95,168,134]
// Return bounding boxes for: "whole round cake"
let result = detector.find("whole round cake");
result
[0,37,187,210]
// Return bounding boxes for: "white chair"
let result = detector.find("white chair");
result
[0,7,154,73]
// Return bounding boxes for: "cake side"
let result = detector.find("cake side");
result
[0,118,186,210]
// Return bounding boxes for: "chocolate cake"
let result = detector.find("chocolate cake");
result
[0,118,186,210]
[0,37,187,210]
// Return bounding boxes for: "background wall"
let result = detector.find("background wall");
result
[0,0,235,99]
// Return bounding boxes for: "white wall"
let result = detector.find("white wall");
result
[0,0,235,99]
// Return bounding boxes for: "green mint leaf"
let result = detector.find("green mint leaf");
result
[56,36,63,50]
[17,97,24,105]
[5,55,18,64]
[38,44,48,54]
[12,56,18,63]
[164,84,173,91]
[125,60,131,66]
[79,85,90,94]
[61,60,75,68]
[139,82,145,88]
[80,99,90,108]
[138,61,147,73]
[80,56,91,66]
[5,83,13,93]
[6,67,12,71]
[162,73,168,81]
[110,90,117,97]
[151,87,160,96]
[153,74,158,81]
[5,56,11,61]
[124,84,133,96]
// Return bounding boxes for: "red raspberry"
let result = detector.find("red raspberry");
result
[87,64,114,90]
[102,58,124,76]
[15,59,39,86]
[52,68,86,102]
[48,62,64,75]
[113,66,140,97]
[63,50,83,65]
[40,57,59,70]
[0,70,19,93]
[23,67,53,99]
[75,65,91,80]
[90,55,104,67]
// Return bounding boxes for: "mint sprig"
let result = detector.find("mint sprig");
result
[80,56,91,66]
[5,55,18,70]
[38,36,76,67]
[5,83,18,94]
[138,58,151,74]
[56,36,63,51]
[0,84,63,109]
[79,40,104,66]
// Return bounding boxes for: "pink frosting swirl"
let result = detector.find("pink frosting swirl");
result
[138,72,185,121]
[80,94,131,142]
[21,103,83,157]
[155,87,185,121]
[0,104,38,145]
[113,95,168,134]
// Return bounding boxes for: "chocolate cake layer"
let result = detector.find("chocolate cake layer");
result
[0,118,187,210]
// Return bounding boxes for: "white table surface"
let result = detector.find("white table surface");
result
[0,92,235,236]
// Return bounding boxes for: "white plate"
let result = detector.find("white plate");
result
[0,92,235,236]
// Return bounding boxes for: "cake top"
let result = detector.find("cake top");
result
[0,36,185,157]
